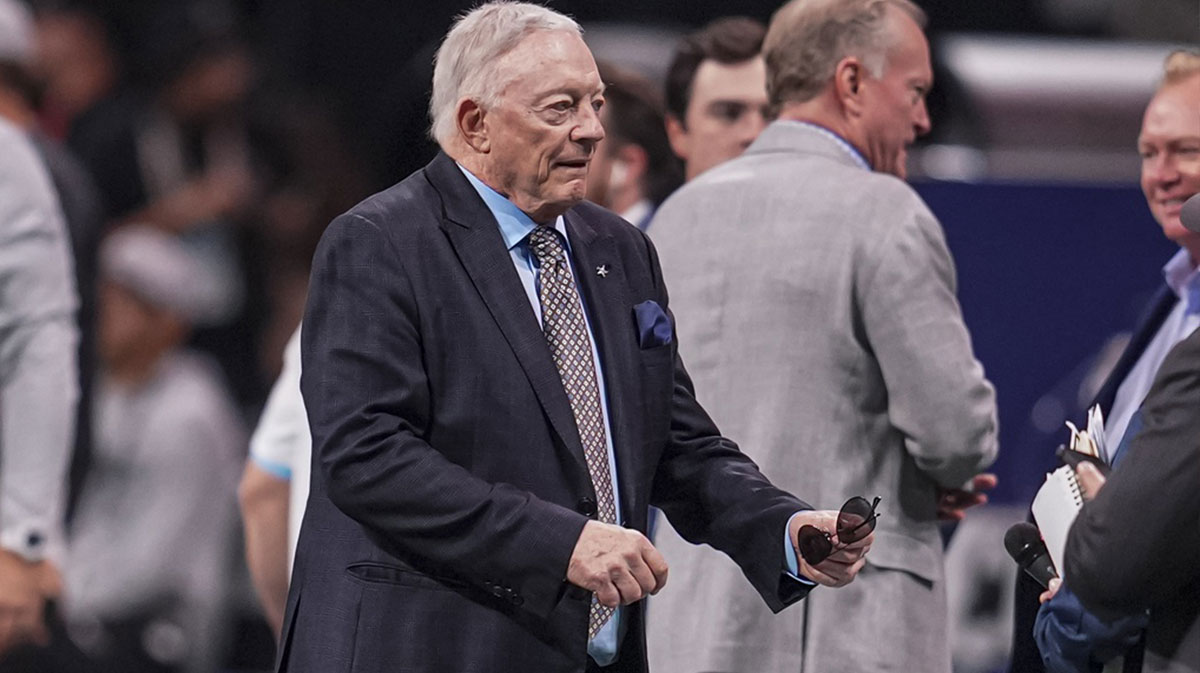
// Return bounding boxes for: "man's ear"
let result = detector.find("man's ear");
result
[457,98,490,152]
[664,113,690,162]
[834,57,867,117]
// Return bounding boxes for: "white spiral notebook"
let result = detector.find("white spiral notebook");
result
[1032,404,1106,578]
[1030,465,1085,579]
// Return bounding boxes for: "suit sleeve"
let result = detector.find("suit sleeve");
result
[301,213,586,620]
[1033,582,1146,672]
[1065,330,1200,620]
[641,232,814,612]
[857,194,998,488]
[0,128,79,563]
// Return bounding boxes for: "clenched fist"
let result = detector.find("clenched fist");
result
[566,521,668,607]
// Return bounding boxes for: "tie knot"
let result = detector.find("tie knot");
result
[528,226,566,267]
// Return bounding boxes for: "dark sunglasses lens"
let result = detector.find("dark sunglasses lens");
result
[797,524,832,565]
[836,496,878,543]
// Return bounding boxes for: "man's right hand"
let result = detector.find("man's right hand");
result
[566,520,668,608]
[0,549,59,655]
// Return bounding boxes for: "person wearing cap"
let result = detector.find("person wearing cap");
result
[60,225,243,673]
[0,116,78,660]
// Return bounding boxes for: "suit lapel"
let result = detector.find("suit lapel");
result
[425,154,589,479]
[1091,283,1177,413]
[564,210,643,525]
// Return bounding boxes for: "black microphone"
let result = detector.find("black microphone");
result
[1181,193,1200,234]
[1004,522,1058,589]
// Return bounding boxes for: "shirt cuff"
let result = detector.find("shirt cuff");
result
[1,526,49,562]
[250,454,293,480]
[784,511,817,586]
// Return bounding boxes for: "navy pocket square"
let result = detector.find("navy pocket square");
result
[633,300,673,349]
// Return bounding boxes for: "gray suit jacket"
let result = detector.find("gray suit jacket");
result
[1067,327,1200,673]
[645,121,998,673]
[0,119,78,564]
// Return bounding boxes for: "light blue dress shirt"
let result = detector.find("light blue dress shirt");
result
[780,120,871,170]
[458,165,813,666]
[1105,248,1200,461]
[458,166,625,665]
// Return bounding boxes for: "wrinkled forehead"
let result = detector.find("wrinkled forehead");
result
[492,29,601,99]
[1141,78,1200,142]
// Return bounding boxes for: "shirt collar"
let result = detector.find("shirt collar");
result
[1162,247,1200,300]
[457,163,567,250]
[778,120,871,171]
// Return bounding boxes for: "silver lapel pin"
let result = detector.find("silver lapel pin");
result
[596,264,609,278]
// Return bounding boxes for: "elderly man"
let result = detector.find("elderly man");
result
[282,3,872,672]
[646,2,998,672]
[663,17,770,182]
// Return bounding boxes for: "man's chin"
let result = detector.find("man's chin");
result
[1161,217,1190,242]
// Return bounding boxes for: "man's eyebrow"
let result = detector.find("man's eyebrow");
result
[531,82,607,101]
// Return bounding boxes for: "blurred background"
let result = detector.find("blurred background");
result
[0,0,1195,671]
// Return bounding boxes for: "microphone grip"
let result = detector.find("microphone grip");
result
[1022,551,1058,590]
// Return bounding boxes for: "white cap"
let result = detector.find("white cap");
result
[100,225,226,324]
[0,0,33,66]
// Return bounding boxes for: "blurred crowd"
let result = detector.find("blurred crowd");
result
[0,0,1195,671]
[0,1,372,671]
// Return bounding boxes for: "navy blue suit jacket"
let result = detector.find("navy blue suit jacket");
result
[279,152,810,673]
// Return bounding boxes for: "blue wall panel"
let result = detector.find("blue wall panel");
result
[914,180,1178,505]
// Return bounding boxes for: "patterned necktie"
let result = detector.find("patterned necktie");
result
[527,225,617,638]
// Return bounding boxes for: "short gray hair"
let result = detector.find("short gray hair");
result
[763,0,926,107]
[429,1,581,145]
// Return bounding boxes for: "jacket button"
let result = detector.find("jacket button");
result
[576,497,597,518]
[509,593,524,606]
[491,585,507,599]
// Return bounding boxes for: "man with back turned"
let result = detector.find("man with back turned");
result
[647,1,998,672]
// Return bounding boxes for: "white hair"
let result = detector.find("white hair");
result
[429,1,581,146]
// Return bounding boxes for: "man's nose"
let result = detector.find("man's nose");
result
[914,99,932,137]
[574,104,605,144]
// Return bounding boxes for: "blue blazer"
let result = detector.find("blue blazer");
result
[279,152,810,673]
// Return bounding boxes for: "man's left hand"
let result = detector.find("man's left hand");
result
[937,473,997,521]
[0,549,60,655]
[788,510,872,588]
[1073,462,1107,501]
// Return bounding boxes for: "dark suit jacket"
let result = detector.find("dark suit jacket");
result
[278,152,811,673]
[1010,284,1176,673]
[1066,326,1200,673]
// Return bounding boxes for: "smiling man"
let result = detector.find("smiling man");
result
[647,2,998,672]
[1008,49,1200,673]
[281,3,871,672]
